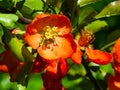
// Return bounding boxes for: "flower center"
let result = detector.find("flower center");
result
[40,26,58,46]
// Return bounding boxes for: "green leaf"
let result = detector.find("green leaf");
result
[3,28,34,86]
[95,1,120,19]
[0,26,5,54]
[3,28,33,62]
[78,0,101,7]
[20,0,43,18]
[0,14,18,29]
[0,73,18,90]
[105,29,120,44]
[61,0,77,19]
[100,63,114,75]
[93,30,109,49]
[24,0,43,10]
[0,0,13,11]
[17,84,26,90]
[27,73,43,90]
[68,64,86,76]
[86,20,108,33]
[62,76,94,90]
[78,6,97,24]
[12,0,23,7]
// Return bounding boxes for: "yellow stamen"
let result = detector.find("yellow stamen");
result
[40,26,58,46]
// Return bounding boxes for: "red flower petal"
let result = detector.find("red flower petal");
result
[46,60,59,76]
[108,74,120,90]
[27,14,71,35]
[114,64,120,74]
[0,65,8,72]
[113,38,120,64]
[63,34,77,51]
[58,59,68,78]
[32,55,48,73]
[42,72,63,90]
[24,33,41,49]
[46,58,68,78]
[0,50,24,82]
[71,41,82,64]
[0,50,20,72]
[37,37,74,60]
[86,48,112,65]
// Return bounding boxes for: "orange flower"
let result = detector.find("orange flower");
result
[24,14,77,60]
[41,58,67,90]
[46,58,68,78]
[78,29,112,65]
[78,29,94,47]
[71,41,82,64]
[86,48,112,65]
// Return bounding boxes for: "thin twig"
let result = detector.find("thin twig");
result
[82,59,102,90]
[101,41,116,50]
[18,16,32,24]
[42,0,56,13]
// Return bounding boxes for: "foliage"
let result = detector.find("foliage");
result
[0,0,120,90]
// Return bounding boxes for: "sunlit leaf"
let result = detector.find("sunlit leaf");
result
[86,20,108,33]
[78,0,101,7]
[0,14,18,29]
[17,84,26,90]
[3,28,33,62]
[24,0,43,10]
[20,0,43,18]
[100,63,114,75]
[68,64,86,76]
[95,1,120,18]
[0,73,18,90]
[27,73,43,90]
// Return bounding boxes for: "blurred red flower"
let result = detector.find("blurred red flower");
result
[0,50,24,81]
[108,73,120,90]
[107,38,120,90]
[113,38,120,64]
[42,72,64,90]
[112,38,120,74]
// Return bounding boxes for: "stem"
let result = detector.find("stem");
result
[101,41,116,50]
[18,16,32,24]
[82,59,102,90]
